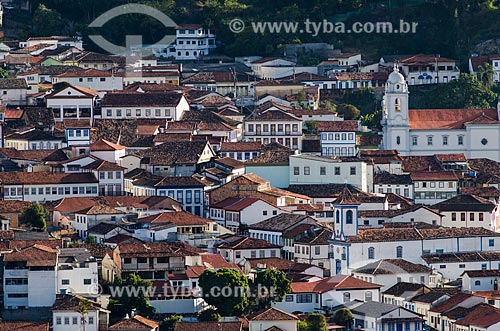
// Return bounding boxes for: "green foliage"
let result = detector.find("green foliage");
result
[109,274,155,318]
[20,203,48,231]
[478,63,495,88]
[319,100,337,112]
[409,74,497,109]
[333,308,353,328]
[0,68,8,79]
[197,308,222,322]
[336,104,361,120]
[254,269,291,303]
[299,314,328,331]
[198,268,249,316]
[360,110,382,131]
[304,121,318,134]
[32,4,65,36]
[53,81,71,92]
[160,314,183,331]
[86,236,96,244]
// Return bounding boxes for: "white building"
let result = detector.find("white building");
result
[374,174,414,199]
[318,120,359,157]
[272,275,381,313]
[0,172,99,202]
[216,235,281,264]
[57,248,99,296]
[46,85,98,122]
[432,194,498,231]
[245,108,303,150]
[461,270,500,292]
[350,301,425,331]
[5,127,64,150]
[411,171,460,205]
[52,69,123,94]
[381,66,500,161]
[90,139,126,164]
[248,307,298,331]
[3,245,58,309]
[52,294,109,331]
[0,78,28,105]
[159,24,216,60]
[100,92,189,121]
[469,54,500,83]
[82,159,125,196]
[288,154,373,193]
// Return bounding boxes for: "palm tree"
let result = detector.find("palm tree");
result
[78,299,91,331]
[478,63,495,88]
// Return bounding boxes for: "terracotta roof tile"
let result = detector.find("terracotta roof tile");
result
[0,322,49,331]
[409,108,498,130]
[317,120,359,132]
[0,172,97,185]
[216,235,281,250]
[90,138,126,151]
[248,307,299,321]
[174,321,242,331]
[410,171,459,181]
[290,275,381,293]
[109,315,159,330]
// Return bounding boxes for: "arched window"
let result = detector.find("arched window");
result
[396,246,403,258]
[343,292,351,303]
[475,280,481,286]
[368,247,375,259]
[346,210,353,224]
[396,136,401,145]
[336,210,340,224]
[395,98,401,112]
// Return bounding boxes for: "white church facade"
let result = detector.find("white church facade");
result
[381,66,500,161]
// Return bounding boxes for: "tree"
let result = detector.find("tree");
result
[254,269,291,303]
[307,313,328,331]
[20,203,48,231]
[198,268,249,316]
[333,308,353,329]
[32,4,65,36]
[0,68,8,79]
[78,299,91,331]
[319,100,337,112]
[160,315,183,331]
[197,308,221,322]
[478,63,495,88]
[336,104,361,120]
[109,274,155,318]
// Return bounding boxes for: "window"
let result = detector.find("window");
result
[73,317,78,325]
[427,136,433,146]
[315,246,320,255]
[89,317,94,325]
[412,136,418,146]
[61,279,70,285]
[65,317,70,325]
[296,294,312,303]
[124,258,132,264]
[346,210,353,224]
[365,291,373,301]
[451,212,457,221]
[442,136,448,145]
[396,136,401,145]
[461,213,466,222]
[251,250,256,258]
[396,246,403,258]
[470,213,475,221]
[479,213,484,222]
[126,109,131,117]
[320,167,326,175]
[459,264,466,268]
[116,109,122,117]
[334,167,341,175]
[304,167,310,175]
[293,167,299,175]
[155,109,161,116]
[368,247,375,259]
[343,292,351,303]
[136,109,141,116]
[56,317,61,325]
[350,167,356,175]
[84,279,91,285]
[285,295,294,302]
[475,280,481,286]
[458,135,464,145]
[489,239,495,247]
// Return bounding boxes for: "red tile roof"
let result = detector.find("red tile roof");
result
[0,322,49,331]
[0,172,98,185]
[430,293,474,313]
[4,109,24,120]
[317,120,359,132]
[3,244,58,266]
[408,108,498,130]
[109,315,159,330]
[410,171,459,181]
[90,138,126,151]
[248,307,299,321]
[290,275,381,294]
[220,141,263,152]
[211,197,262,211]
[136,211,212,227]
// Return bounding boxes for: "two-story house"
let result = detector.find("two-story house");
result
[82,159,126,196]
[46,85,98,122]
[318,120,359,157]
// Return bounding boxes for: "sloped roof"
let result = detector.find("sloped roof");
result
[248,307,299,321]
[317,120,359,132]
[353,259,432,275]
[109,315,159,330]
[90,139,126,151]
[290,275,381,293]
[408,108,498,130]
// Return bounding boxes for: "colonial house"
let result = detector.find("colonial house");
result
[108,314,159,331]
[82,159,125,196]
[183,71,256,98]
[421,251,500,280]
[469,54,500,83]
[431,194,499,231]
[272,275,381,313]
[46,85,98,122]
[352,259,432,291]
[52,295,109,331]
[411,171,460,205]
[100,92,189,121]
[288,154,373,193]
[350,301,425,331]
[461,270,500,292]
[159,24,216,60]
[208,173,311,208]
[5,127,64,150]
[381,66,500,162]
[0,78,28,105]
[90,139,126,164]
[293,227,333,271]
[52,69,123,94]
[248,307,299,331]
[127,172,205,216]
[72,205,127,239]
[215,235,282,264]
[57,247,99,296]
[427,293,485,331]
[388,54,459,85]
[318,120,359,157]
[244,107,303,150]
[373,174,413,199]
[209,197,285,232]
[122,140,215,176]
[132,211,223,246]
[0,172,99,202]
